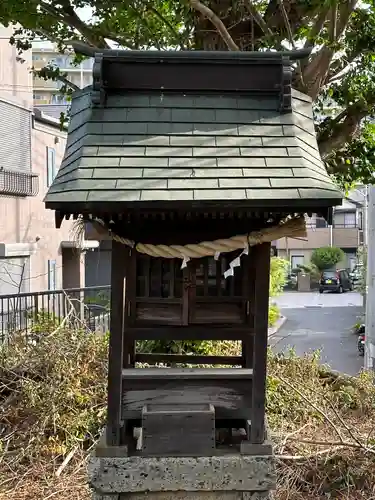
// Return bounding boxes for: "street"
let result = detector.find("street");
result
[270,292,364,376]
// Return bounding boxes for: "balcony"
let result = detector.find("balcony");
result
[0,169,39,197]
[33,77,58,90]
[277,224,360,250]
[333,228,359,248]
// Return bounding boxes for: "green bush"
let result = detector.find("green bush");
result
[269,257,289,297]
[268,303,280,327]
[311,246,345,271]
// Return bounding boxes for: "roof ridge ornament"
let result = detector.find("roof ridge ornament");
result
[85,48,310,105]
[92,53,106,106]
[280,56,292,112]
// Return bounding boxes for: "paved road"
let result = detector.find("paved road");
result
[273,290,363,309]
[270,292,364,376]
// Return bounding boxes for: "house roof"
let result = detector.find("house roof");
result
[44,50,342,213]
[34,104,69,123]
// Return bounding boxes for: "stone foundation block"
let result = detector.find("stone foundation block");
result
[89,453,275,496]
[93,492,274,500]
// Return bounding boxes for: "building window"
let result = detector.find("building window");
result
[48,260,57,291]
[51,93,69,104]
[334,211,357,228]
[358,211,363,230]
[315,217,327,228]
[46,147,56,187]
[343,212,356,228]
[291,255,304,270]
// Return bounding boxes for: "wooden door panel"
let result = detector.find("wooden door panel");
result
[189,302,244,324]
[189,255,247,325]
[136,303,183,325]
[134,253,248,326]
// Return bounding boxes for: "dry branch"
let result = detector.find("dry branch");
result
[244,0,273,36]
[275,373,344,442]
[55,446,78,477]
[277,0,296,49]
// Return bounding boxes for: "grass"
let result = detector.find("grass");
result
[1,329,375,500]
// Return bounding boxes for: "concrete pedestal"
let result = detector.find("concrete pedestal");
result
[93,493,274,499]
[89,453,276,500]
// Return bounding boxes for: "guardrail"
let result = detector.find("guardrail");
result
[0,285,111,342]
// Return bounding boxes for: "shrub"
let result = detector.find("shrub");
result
[268,303,280,326]
[311,246,345,271]
[269,257,289,297]
[2,330,375,500]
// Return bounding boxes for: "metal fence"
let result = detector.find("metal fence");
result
[0,285,111,342]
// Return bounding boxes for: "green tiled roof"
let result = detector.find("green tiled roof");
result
[45,87,342,207]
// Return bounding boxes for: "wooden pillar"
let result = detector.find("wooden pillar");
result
[106,240,127,446]
[250,242,271,444]
[242,249,256,368]
[126,250,137,367]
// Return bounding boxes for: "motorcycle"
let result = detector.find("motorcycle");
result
[358,332,365,356]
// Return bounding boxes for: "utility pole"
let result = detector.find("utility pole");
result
[365,185,375,372]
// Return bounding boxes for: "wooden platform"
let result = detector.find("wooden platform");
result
[121,368,253,420]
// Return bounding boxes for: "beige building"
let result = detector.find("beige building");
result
[32,40,92,105]
[277,197,364,271]
[0,26,86,295]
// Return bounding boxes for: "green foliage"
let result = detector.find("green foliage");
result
[269,257,288,297]
[2,325,375,498]
[356,245,367,296]
[268,303,280,327]
[1,2,375,184]
[1,327,108,459]
[28,310,60,334]
[311,246,345,271]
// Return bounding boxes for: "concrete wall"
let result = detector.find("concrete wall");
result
[278,247,356,271]
[0,115,79,293]
[0,25,33,108]
[0,26,84,295]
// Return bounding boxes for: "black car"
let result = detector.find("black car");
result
[319,269,353,294]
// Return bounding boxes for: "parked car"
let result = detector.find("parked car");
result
[319,269,353,294]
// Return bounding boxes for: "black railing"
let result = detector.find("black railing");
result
[306,222,360,229]
[0,285,111,342]
[0,169,39,197]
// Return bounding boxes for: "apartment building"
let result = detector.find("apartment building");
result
[276,193,364,271]
[0,26,86,296]
[32,40,92,105]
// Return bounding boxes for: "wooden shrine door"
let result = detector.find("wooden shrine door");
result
[135,253,249,327]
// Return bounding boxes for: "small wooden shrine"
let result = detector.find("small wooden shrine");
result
[45,49,342,460]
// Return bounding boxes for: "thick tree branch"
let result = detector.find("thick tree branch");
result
[302,1,357,99]
[243,0,273,36]
[304,6,330,49]
[325,51,361,85]
[329,2,338,42]
[189,0,239,51]
[319,101,369,158]
[39,0,109,49]
[59,0,109,48]
[336,0,358,39]
[56,75,80,92]
[277,0,296,49]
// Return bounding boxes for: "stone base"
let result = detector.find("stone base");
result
[93,492,274,499]
[89,452,276,500]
